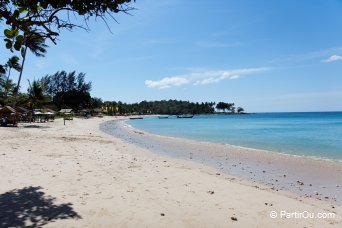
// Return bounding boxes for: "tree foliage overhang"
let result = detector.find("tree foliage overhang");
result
[0,0,135,53]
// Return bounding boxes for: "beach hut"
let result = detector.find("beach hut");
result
[42,109,56,121]
[0,106,15,115]
[80,109,90,118]
[59,109,73,124]
[34,110,43,115]
[15,106,30,114]
[43,108,56,114]
[33,109,44,122]
[59,109,73,114]
[15,106,31,122]
[59,109,73,118]
[0,106,17,126]
[92,108,104,117]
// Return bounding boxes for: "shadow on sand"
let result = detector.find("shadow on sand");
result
[0,186,81,227]
[23,125,51,129]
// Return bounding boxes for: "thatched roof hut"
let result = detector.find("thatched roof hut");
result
[15,106,30,114]
[0,106,18,126]
[0,106,16,115]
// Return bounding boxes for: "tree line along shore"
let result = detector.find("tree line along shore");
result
[1,68,245,123]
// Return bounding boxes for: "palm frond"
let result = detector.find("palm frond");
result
[7,56,22,72]
[25,33,49,57]
[0,64,6,75]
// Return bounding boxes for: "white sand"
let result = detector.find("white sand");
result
[0,116,340,227]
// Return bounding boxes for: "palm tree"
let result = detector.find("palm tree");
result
[0,65,5,89]
[5,56,21,81]
[0,78,16,106]
[0,73,5,105]
[216,102,226,112]
[15,32,48,95]
[27,79,46,109]
[237,107,244,114]
[2,79,16,96]
[3,56,21,100]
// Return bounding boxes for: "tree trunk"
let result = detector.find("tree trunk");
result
[3,67,12,104]
[13,46,27,107]
[6,67,11,81]
[15,46,28,95]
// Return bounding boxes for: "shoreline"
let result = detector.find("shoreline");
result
[1,116,341,227]
[100,119,342,205]
[126,119,342,164]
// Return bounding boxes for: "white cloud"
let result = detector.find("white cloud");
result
[145,67,269,89]
[145,77,190,89]
[193,73,238,85]
[322,55,342,63]
[230,75,240,79]
[193,68,266,85]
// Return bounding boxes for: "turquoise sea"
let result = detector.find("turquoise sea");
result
[127,112,342,161]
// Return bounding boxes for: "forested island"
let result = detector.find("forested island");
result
[101,100,244,115]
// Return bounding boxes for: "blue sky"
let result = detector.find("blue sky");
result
[2,0,342,112]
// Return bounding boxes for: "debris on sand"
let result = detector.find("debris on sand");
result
[231,216,238,221]
[297,180,304,185]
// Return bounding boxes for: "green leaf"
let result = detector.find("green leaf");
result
[18,7,27,14]
[14,40,22,51]
[13,10,20,18]
[4,29,12,37]
[6,41,12,49]
[4,29,16,38]
[16,35,24,42]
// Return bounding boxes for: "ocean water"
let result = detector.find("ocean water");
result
[127,112,342,161]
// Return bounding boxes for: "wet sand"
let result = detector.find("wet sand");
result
[101,119,342,206]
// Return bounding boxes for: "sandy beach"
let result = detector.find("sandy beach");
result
[104,119,342,205]
[0,116,341,227]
